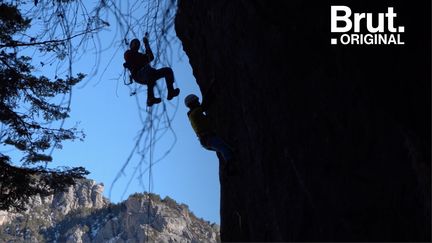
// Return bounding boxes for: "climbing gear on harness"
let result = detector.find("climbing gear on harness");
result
[185,94,199,107]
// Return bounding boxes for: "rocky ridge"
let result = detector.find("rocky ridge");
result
[0,179,219,243]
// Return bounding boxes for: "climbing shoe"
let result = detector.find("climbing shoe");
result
[167,88,180,100]
[147,97,162,106]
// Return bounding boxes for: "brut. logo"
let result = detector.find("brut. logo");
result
[330,6,405,45]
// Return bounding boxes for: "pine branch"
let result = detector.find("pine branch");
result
[0,27,103,48]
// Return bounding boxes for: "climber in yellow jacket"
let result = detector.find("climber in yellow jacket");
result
[184,94,233,162]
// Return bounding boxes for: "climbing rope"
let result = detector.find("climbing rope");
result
[146,105,153,242]
[103,2,179,241]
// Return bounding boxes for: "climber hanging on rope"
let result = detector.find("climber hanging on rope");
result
[123,33,180,106]
[184,94,234,162]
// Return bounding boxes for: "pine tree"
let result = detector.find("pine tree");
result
[0,2,88,211]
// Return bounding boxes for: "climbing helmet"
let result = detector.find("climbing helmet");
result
[184,94,199,107]
[130,38,140,50]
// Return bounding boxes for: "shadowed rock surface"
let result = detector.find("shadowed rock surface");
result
[0,179,219,243]
[175,0,430,241]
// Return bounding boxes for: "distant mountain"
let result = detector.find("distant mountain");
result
[0,179,219,243]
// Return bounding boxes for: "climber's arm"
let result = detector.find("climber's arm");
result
[143,36,154,62]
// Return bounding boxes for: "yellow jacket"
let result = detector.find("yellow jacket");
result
[187,106,213,137]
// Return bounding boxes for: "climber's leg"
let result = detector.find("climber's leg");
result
[205,136,233,162]
[136,65,153,85]
[152,67,180,100]
[146,80,161,106]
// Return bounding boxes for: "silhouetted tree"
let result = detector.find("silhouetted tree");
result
[0,0,179,210]
[0,2,88,211]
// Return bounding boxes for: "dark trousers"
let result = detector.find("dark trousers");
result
[136,66,175,99]
[200,135,233,161]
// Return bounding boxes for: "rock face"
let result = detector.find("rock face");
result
[175,0,430,242]
[0,179,219,243]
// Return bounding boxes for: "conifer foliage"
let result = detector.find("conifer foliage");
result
[0,2,88,211]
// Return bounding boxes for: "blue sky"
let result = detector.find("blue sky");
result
[6,1,221,224]
[50,42,221,224]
